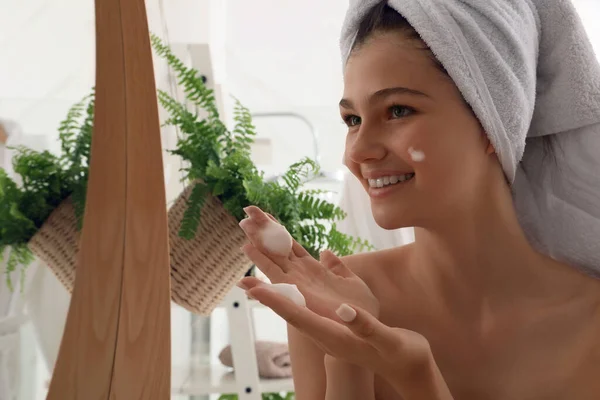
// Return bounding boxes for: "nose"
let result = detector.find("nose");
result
[345,124,387,165]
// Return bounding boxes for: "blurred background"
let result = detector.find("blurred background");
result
[0,0,598,398]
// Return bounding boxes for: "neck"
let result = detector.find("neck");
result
[409,179,590,318]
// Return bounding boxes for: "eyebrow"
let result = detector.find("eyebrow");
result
[339,86,430,109]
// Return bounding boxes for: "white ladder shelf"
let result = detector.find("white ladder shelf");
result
[172,286,294,398]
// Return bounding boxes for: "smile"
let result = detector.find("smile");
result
[367,173,415,188]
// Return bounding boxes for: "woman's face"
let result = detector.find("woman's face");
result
[342,31,495,229]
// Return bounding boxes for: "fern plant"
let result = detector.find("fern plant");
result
[0,91,93,289]
[0,35,372,289]
[151,34,371,258]
[218,392,295,400]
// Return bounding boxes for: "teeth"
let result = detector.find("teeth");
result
[368,174,414,188]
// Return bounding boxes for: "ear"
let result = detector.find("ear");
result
[481,130,495,155]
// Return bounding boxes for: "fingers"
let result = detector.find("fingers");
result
[239,211,273,255]
[320,250,353,278]
[247,285,352,350]
[237,276,264,290]
[264,211,309,259]
[239,212,293,268]
[335,304,398,354]
[241,206,306,261]
[241,205,339,278]
[292,240,311,258]
[241,243,287,282]
[243,205,271,225]
[247,285,322,328]
[265,212,278,223]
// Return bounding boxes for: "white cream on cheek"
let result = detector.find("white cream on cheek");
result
[408,147,425,162]
[267,283,306,307]
[258,218,293,256]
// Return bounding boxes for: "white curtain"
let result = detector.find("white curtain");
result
[0,120,71,399]
[0,120,28,400]
[25,266,70,374]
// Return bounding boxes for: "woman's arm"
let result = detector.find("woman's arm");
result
[324,355,376,400]
[384,350,453,400]
[288,326,376,400]
[287,326,326,400]
[255,287,455,400]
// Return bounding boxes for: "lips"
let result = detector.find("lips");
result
[367,173,415,188]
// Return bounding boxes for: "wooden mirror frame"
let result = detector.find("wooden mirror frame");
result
[46,0,172,397]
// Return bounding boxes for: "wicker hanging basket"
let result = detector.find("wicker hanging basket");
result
[167,184,253,314]
[27,184,253,316]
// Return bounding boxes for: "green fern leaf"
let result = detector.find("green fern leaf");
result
[178,182,210,239]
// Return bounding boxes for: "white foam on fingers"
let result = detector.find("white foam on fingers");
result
[268,283,306,307]
[259,218,293,256]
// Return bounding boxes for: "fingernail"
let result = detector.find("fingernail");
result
[336,304,357,322]
[236,281,248,290]
[246,290,255,300]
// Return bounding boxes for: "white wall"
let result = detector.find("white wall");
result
[573,0,600,56]
[224,0,349,177]
[1,0,598,184]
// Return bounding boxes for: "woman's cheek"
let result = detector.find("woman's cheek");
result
[398,124,434,165]
[405,128,458,190]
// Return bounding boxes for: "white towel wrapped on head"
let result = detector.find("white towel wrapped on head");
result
[340,0,600,276]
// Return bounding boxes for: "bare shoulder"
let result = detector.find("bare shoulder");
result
[340,244,412,286]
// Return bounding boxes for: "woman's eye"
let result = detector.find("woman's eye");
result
[344,115,361,127]
[390,105,414,119]
[343,106,412,127]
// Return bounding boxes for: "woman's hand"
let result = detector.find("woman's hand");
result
[238,205,453,398]
[238,205,379,321]
[243,283,453,399]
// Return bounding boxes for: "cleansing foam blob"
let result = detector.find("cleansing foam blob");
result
[259,218,293,257]
[268,283,306,307]
[408,147,425,162]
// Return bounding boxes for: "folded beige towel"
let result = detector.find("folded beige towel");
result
[218,341,292,378]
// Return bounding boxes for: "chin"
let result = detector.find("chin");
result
[371,204,413,230]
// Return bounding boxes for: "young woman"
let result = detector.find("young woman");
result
[237,2,600,399]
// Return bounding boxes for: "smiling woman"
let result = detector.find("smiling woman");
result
[341,9,490,229]
[234,0,600,399]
